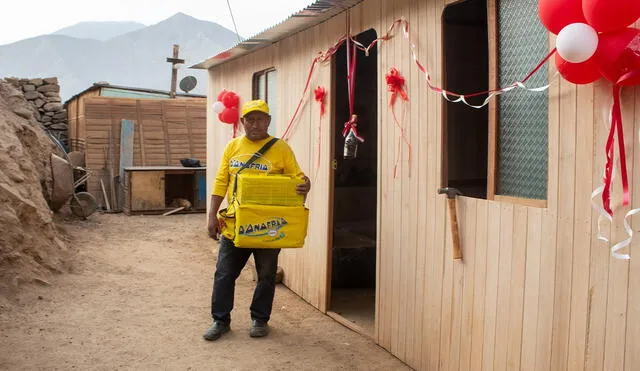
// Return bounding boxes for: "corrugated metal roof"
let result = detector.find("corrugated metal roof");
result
[63,82,206,106]
[100,87,180,99]
[190,0,363,70]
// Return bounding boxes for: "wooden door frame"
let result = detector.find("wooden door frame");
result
[324,27,381,341]
[324,52,337,314]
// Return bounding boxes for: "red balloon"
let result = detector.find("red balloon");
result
[538,0,586,34]
[217,90,229,102]
[583,0,640,33]
[596,28,640,83]
[555,53,601,84]
[222,91,239,108]
[218,107,238,124]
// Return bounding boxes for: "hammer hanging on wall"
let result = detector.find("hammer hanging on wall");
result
[437,187,463,261]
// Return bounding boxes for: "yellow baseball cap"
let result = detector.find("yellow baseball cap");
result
[241,99,270,117]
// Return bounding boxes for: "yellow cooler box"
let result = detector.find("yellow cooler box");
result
[236,174,305,206]
[233,203,309,248]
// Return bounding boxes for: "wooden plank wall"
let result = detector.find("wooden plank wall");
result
[205,0,640,370]
[67,89,101,151]
[83,97,206,206]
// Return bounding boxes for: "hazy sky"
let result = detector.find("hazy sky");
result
[0,0,314,46]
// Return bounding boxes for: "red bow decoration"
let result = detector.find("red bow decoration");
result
[342,114,364,142]
[385,67,409,106]
[313,85,328,179]
[314,86,327,117]
[385,68,412,178]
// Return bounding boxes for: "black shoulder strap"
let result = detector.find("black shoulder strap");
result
[233,137,279,195]
[238,137,279,175]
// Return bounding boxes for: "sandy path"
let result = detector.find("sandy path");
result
[0,213,408,370]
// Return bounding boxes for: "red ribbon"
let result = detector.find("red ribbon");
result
[342,114,364,142]
[347,39,357,116]
[386,67,409,106]
[314,86,327,117]
[601,70,639,215]
[354,19,554,104]
[281,36,346,141]
[314,86,327,178]
[282,18,552,142]
[339,35,364,146]
[385,68,412,178]
[232,121,238,138]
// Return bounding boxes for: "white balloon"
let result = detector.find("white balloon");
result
[556,23,599,64]
[212,101,225,113]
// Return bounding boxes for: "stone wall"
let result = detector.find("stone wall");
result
[3,77,68,150]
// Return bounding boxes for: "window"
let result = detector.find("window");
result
[252,68,278,136]
[495,0,548,200]
[443,0,548,205]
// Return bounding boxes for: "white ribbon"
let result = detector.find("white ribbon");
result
[590,149,636,260]
[356,17,556,110]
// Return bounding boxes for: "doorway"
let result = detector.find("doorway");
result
[442,0,489,198]
[328,28,378,336]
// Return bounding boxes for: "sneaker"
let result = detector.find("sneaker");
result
[249,320,269,338]
[203,321,230,341]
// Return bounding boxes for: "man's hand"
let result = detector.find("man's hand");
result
[208,216,225,240]
[296,175,311,196]
[208,195,225,240]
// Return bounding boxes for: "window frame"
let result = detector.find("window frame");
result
[252,67,277,136]
[486,0,548,208]
[252,67,276,101]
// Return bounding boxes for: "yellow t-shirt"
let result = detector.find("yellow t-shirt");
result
[212,136,305,202]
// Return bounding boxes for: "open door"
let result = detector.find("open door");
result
[327,28,378,337]
[442,0,489,198]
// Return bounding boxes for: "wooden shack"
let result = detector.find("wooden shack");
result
[65,82,206,152]
[64,84,207,208]
[194,1,640,370]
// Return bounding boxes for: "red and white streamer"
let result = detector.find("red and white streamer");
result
[282,18,555,140]
[352,18,555,110]
[281,36,346,141]
[591,181,636,260]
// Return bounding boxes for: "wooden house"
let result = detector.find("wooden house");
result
[63,83,207,210]
[193,0,640,370]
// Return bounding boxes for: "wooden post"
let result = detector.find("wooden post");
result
[166,44,185,99]
[136,100,147,165]
[119,120,135,209]
[100,179,111,211]
[107,128,117,210]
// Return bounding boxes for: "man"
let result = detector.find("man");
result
[204,99,310,341]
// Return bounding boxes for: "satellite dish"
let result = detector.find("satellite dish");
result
[179,76,197,94]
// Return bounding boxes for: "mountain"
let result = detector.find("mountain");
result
[0,13,239,100]
[52,21,147,41]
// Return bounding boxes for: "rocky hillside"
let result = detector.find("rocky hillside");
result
[0,79,68,302]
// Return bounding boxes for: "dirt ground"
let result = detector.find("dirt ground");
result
[0,213,409,370]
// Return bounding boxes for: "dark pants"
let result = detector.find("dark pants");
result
[211,237,281,324]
